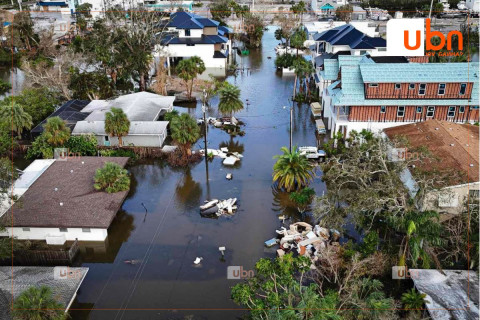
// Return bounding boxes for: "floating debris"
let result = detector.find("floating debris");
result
[200,198,239,217]
[200,199,219,211]
[264,238,277,247]
[194,257,203,264]
[226,173,233,180]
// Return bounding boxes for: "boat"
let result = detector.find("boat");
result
[310,102,322,119]
[315,119,326,134]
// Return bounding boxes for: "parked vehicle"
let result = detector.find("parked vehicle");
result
[299,146,326,160]
[315,119,326,134]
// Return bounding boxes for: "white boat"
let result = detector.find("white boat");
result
[275,44,305,56]
[457,1,467,10]
[310,102,322,119]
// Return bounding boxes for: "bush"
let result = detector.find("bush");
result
[26,134,53,159]
[65,134,97,156]
[275,53,296,69]
[99,148,137,161]
[0,80,11,95]
[93,162,130,193]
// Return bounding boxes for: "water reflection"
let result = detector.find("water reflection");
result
[219,137,244,154]
[175,167,202,210]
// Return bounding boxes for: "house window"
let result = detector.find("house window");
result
[447,106,456,117]
[378,48,387,51]
[369,83,378,88]
[22,227,30,232]
[418,84,426,95]
[472,106,479,110]
[59,228,68,232]
[397,106,405,117]
[395,83,401,90]
[82,228,91,233]
[459,83,467,95]
[438,83,446,95]
[185,29,191,36]
[417,106,423,113]
[459,106,465,113]
[409,83,415,90]
[426,106,435,117]
[380,106,386,113]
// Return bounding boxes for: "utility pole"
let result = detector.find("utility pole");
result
[290,106,293,152]
[202,89,209,181]
[428,0,434,19]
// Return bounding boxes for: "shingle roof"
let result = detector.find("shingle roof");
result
[384,120,479,184]
[0,157,129,228]
[360,62,480,83]
[313,24,386,49]
[31,100,89,134]
[0,266,88,320]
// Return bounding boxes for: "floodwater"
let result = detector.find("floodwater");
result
[70,27,328,320]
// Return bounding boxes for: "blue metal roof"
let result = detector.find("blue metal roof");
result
[313,24,386,49]
[218,26,232,36]
[168,11,221,30]
[360,62,480,83]
[38,1,67,6]
[161,34,227,45]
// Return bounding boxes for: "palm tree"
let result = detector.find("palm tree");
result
[105,107,130,147]
[218,83,243,119]
[13,286,67,320]
[42,116,70,147]
[401,288,428,310]
[170,113,200,156]
[292,57,314,97]
[94,162,130,193]
[0,101,33,139]
[388,210,444,268]
[273,146,315,192]
[176,56,206,100]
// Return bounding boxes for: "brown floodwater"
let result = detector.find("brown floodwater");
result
[69,26,329,320]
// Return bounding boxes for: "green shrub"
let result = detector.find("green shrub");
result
[65,134,97,156]
[99,148,137,161]
[26,134,53,159]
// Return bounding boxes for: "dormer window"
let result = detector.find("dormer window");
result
[185,29,191,36]
[418,84,426,95]
[459,83,467,95]
[409,83,415,90]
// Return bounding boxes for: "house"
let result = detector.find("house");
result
[70,92,174,147]
[156,11,232,73]
[143,0,193,12]
[0,266,89,319]
[351,6,367,20]
[0,157,130,243]
[410,269,479,320]
[30,100,90,138]
[310,0,348,17]
[384,120,479,216]
[466,0,480,13]
[35,0,70,14]
[322,56,479,138]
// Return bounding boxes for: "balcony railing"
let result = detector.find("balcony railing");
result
[365,93,470,100]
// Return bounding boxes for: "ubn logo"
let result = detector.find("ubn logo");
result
[386,18,463,56]
[54,148,81,161]
[54,266,84,280]
[392,266,420,280]
[227,266,254,279]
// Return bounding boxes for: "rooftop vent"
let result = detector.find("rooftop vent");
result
[60,202,63,206]
[450,143,455,146]
[470,164,475,167]
[435,128,439,130]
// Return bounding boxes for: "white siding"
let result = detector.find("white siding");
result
[0,227,108,242]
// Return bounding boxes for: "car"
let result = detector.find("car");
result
[298,146,326,160]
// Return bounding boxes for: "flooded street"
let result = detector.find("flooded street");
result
[70,27,327,320]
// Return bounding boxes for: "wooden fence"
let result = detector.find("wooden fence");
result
[1,239,80,266]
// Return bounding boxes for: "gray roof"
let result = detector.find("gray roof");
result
[0,266,88,320]
[411,269,479,320]
[82,92,174,121]
[72,121,169,136]
[360,62,480,83]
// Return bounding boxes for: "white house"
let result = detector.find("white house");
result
[465,0,480,13]
[72,92,174,147]
[0,157,130,243]
[155,11,232,73]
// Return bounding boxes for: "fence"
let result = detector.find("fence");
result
[1,239,80,266]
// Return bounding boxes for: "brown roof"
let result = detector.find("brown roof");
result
[2,157,129,228]
[384,120,479,184]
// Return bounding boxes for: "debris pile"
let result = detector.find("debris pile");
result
[197,116,239,127]
[198,147,243,166]
[200,198,238,217]
[264,222,340,263]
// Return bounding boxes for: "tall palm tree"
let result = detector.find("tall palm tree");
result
[0,101,33,139]
[13,286,67,320]
[176,56,206,100]
[42,116,70,147]
[105,107,130,147]
[170,113,200,156]
[273,146,315,192]
[292,57,314,97]
[218,83,243,119]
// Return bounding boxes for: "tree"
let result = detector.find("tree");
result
[231,253,340,320]
[218,82,243,118]
[0,101,32,138]
[26,134,54,159]
[69,68,114,100]
[289,187,315,214]
[8,11,38,51]
[175,56,206,100]
[94,162,130,193]
[291,1,307,24]
[292,57,314,97]
[209,0,231,24]
[290,29,307,57]
[105,108,130,147]
[42,117,70,147]
[244,14,265,48]
[335,4,353,23]
[65,134,97,156]
[170,113,200,156]
[401,288,428,310]
[12,286,66,320]
[11,87,60,127]
[273,146,315,192]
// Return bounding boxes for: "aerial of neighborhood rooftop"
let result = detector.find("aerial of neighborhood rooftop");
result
[0,0,478,319]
